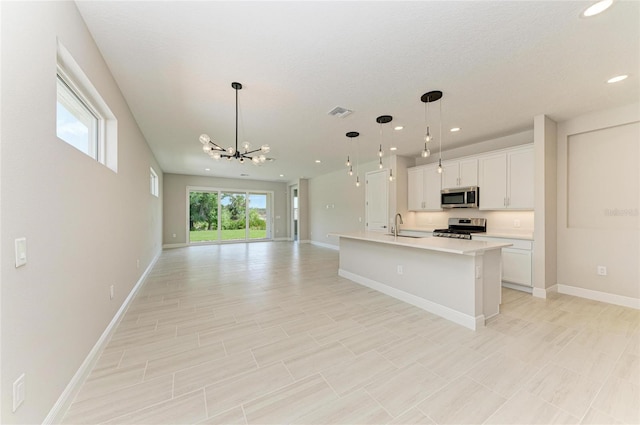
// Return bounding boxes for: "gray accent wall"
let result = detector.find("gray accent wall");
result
[1,2,163,423]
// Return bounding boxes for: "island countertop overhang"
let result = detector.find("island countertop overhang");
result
[329,231,512,255]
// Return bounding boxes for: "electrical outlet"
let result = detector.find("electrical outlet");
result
[597,266,607,276]
[136,259,140,269]
[397,265,403,275]
[513,219,521,228]
[110,285,115,300]
[13,373,25,413]
[172,233,176,238]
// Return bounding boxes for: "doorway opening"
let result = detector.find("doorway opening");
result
[291,185,299,242]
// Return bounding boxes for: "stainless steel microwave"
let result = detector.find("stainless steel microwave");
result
[441,186,479,208]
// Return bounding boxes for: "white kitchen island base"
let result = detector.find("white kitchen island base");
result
[334,233,511,330]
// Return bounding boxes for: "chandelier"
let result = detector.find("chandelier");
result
[199,82,270,164]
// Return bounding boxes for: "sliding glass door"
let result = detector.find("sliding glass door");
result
[189,191,218,243]
[189,189,271,243]
[220,192,247,241]
[248,193,268,240]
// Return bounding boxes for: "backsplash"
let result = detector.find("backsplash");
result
[405,210,534,233]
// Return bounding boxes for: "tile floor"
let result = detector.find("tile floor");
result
[62,242,640,424]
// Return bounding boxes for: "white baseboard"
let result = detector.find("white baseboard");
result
[557,284,640,310]
[43,250,162,424]
[338,269,483,330]
[310,240,339,250]
[503,282,534,294]
[162,242,187,249]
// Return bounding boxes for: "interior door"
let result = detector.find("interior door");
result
[366,169,389,232]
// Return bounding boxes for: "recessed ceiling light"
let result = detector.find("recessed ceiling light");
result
[450,127,461,132]
[315,160,321,163]
[205,168,210,171]
[394,126,403,131]
[279,174,284,177]
[581,0,613,17]
[390,147,397,151]
[607,74,628,83]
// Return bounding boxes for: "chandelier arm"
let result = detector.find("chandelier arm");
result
[243,148,263,155]
[209,141,225,151]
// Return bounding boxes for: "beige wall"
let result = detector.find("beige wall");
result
[533,115,558,292]
[1,2,163,423]
[163,173,288,245]
[309,158,392,248]
[557,103,639,303]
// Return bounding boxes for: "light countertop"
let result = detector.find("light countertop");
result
[330,231,512,255]
[400,227,534,240]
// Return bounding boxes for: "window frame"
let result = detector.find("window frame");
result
[56,70,101,160]
[150,167,159,197]
[56,40,118,171]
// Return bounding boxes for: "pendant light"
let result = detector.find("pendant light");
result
[376,115,394,181]
[438,96,443,173]
[346,131,360,186]
[420,90,442,159]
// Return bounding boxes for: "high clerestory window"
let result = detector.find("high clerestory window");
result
[56,40,118,171]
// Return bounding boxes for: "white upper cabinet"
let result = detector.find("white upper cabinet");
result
[478,145,534,210]
[441,158,478,189]
[408,164,442,211]
[507,148,535,209]
[407,167,425,211]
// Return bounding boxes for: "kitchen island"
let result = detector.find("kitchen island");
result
[331,232,512,330]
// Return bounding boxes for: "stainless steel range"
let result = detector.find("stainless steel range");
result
[433,218,487,240]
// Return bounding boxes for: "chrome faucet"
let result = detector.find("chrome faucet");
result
[393,213,403,238]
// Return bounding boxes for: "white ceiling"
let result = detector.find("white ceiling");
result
[76,1,639,182]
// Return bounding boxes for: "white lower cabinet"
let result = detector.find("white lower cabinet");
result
[475,236,532,287]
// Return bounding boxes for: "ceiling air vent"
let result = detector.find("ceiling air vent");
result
[327,106,353,118]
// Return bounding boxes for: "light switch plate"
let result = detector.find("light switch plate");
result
[13,373,25,412]
[15,238,27,268]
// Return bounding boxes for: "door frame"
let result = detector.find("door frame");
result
[186,186,274,244]
[365,169,390,232]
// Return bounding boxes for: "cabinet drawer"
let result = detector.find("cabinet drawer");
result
[474,236,532,250]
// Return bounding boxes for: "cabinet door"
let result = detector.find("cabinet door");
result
[502,249,532,286]
[479,153,507,209]
[507,148,534,209]
[441,162,460,189]
[407,168,425,211]
[459,159,478,187]
[423,165,442,210]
